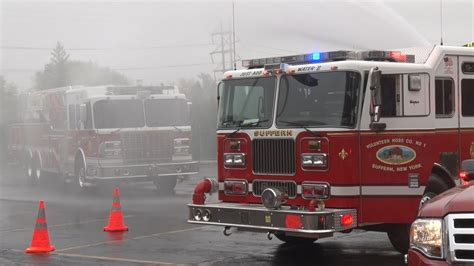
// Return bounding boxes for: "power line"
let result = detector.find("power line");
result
[112,62,216,71]
[1,43,214,51]
[1,62,217,73]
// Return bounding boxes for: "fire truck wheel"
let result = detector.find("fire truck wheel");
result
[387,224,410,254]
[25,156,37,185]
[75,160,90,192]
[274,232,316,245]
[32,156,42,183]
[153,176,178,194]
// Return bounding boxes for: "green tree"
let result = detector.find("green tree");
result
[35,42,129,90]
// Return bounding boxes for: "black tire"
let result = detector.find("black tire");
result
[74,159,92,193]
[274,232,316,245]
[154,176,178,194]
[419,174,449,209]
[25,154,37,185]
[387,224,410,254]
[32,156,42,184]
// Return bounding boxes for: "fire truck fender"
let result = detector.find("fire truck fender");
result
[74,148,87,173]
[430,163,456,190]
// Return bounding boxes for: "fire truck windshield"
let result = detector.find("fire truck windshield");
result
[144,99,189,127]
[218,77,276,129]
[94,99,145,129]
[276,71,360,128]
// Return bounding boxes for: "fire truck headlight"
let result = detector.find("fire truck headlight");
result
[224,179,247,195]
[174,138,191,155]
[99,141,122,158]
[301,154,327,168]
[302,182,330,200]
[410,219,444,259]
[223,153,246,167]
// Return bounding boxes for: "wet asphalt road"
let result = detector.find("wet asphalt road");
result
[0,163,405,265]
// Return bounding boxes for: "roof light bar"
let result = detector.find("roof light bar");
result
[242,50,415,68]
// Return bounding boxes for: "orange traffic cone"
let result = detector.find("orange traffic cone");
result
[103,187,129,232]
[25,200,55,253]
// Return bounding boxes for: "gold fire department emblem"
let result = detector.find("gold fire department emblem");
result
[470,142,474,159]
[339,149,349,160]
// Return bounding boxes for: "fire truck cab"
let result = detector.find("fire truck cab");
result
[188,45,474,253]
[8,85,198,192]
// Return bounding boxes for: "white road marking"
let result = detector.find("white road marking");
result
[52,252,174,265]
[56,226,209,252]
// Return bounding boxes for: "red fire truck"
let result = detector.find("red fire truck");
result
[188,45,474,253]
[7,85,198,192]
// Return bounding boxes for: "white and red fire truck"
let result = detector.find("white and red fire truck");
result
[7,85,198,192]
[188,44,474,253]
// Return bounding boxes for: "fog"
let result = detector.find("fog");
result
[2,0,473,89]
[0,0,473,222]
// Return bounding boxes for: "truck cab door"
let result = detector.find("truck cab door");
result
[359,72,431,224]
[459,58,474,165]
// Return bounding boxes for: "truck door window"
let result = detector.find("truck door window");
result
[84,103,92,129]
[380,74,402,117]
[461,79,474,116]
[68,105,76,130]
[435,78,455,117]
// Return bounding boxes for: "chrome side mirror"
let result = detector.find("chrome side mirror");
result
[368,67,386,131]
[217,81,223,108]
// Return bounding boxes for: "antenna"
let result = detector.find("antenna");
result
[232,1,237,70]
[440,0,444,45]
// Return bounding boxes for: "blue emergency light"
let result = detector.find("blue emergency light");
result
[312,52,321,61]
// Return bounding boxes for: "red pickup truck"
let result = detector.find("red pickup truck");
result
[407,159,474,265]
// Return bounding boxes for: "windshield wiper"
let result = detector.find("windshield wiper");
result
[278,120,321,137]
[229,119,269,137]
[221,119,240,128]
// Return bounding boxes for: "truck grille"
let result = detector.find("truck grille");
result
[252,180,297,199]
[252,139,295,175]
[121,131,173,163]
[447,213,474,263]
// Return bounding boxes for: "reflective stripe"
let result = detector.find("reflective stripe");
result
[37,208,46,219]
[361,186,425,196]
[331,186,360,196]
[218,182,425,197]
[35,222,48,229]
[111,206,122,211]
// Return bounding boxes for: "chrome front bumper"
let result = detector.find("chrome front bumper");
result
[86,160,199,181]
[188,202,357,237]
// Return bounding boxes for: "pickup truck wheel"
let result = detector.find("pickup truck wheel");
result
[154,176,178,194]
[274,232,316,245]
[387,224,410,254]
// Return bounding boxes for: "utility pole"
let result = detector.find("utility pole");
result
[210,22,235,78]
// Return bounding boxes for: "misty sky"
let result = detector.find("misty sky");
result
[1,0,473,90]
